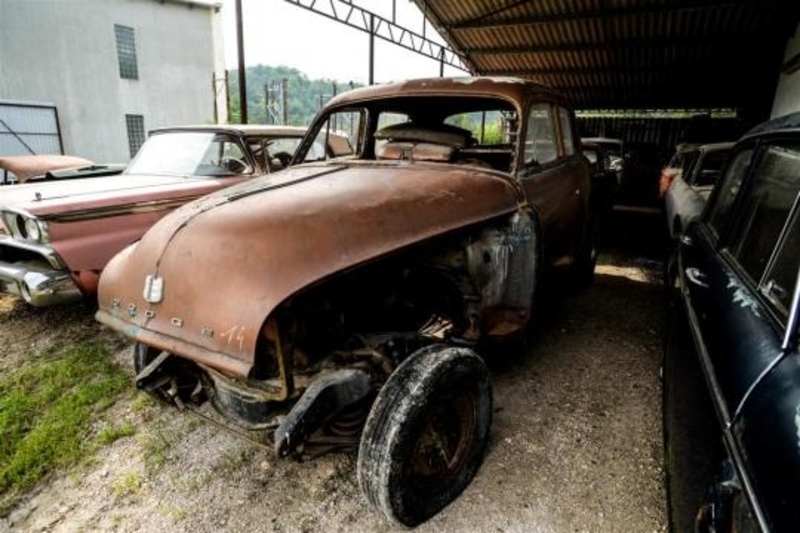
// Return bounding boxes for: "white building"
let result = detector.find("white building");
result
[0,0,227,163]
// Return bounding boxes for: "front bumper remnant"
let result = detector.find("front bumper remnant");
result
[0,260,82,306]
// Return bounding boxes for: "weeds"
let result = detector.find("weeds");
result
[96,422,136,446]
[216,448,253,477]
[0,343,128,514]
[138,423,172,470]
[112,471,144,499]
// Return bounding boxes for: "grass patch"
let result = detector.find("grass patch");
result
[96,422,136,446]
[216,448,253,477]
[0,343,128,513]
[112,470,144,499]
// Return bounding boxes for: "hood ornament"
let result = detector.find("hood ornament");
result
[143,275,164,303]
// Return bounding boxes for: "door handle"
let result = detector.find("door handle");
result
[685,267,709,288]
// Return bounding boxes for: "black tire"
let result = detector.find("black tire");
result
[572,210,601,285]
[357,345,492,527]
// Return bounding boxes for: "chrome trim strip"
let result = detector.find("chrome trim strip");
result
[38,195,201,223]
[782,265,800,351]
[734,352,788,423]
[722,427,771,532]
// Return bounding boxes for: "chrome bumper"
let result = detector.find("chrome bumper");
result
[0,261,82,306]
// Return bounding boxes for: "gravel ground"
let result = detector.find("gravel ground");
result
[1,209,669,533]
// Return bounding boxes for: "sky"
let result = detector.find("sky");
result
[218,0,468,84]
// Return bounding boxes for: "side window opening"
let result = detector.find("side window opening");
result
[556,106,575,156]
[693,149,732,187]
[524,103,557,166]
[198,136,251,175]
[706,148,754,240]
[759,194,800,319]
[303,109,363,163]
[728,143,800,291]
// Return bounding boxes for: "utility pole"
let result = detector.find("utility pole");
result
[225,70,231,123]
[368,14,375,85]
[282,78,288,125]
[264,83,274,124]
[213,72,218,124]
[235,0,247,124]
[266,79,289,125]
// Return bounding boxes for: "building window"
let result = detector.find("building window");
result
[114,24,138,79]
[125,114,145,158]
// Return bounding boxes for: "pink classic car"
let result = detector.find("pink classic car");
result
[0,125,353,306]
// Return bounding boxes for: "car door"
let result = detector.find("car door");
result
[679,138,800,429]
[518,101,589,264]
[731,181,800,531]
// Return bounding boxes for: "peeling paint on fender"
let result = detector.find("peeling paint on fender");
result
[727,274,762,318]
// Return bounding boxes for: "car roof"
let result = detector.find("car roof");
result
[741,111,800,140]
[326,76,560,108]
[698,142,736,153]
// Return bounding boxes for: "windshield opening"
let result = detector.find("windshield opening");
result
[126,132,253,177]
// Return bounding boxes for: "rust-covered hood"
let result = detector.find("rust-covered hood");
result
[97,162,523,377]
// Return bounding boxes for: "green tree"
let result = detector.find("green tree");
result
[228,65,362,126]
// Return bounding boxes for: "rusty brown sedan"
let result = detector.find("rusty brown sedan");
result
[96,77,595,526]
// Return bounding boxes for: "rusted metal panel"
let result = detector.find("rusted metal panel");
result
[327,76,559,109]
[96,162,523,376]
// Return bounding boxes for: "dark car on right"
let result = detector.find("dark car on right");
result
[664,112,800,532]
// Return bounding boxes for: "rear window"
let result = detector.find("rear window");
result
[445,111,513,145]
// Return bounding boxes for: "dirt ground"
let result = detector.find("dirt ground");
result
[0,210,669,533]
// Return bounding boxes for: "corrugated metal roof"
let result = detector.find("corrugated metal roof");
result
[415,0,799,115]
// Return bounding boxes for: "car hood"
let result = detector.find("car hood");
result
[0,155,94,182]
[96,162,523,377]
[0,173,235,218]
